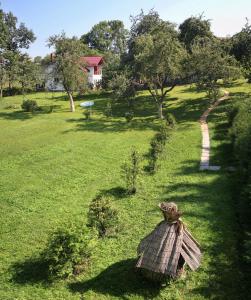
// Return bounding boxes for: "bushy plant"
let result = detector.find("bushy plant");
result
[148,122,170,173]
[104,101,112,118]
[21,99,38,112]
[87,195,119,237]
[84,109,91,120]
[125,111,134,123]
[122,148,141,194]
[43,226,96,279]
[165,113,176,128]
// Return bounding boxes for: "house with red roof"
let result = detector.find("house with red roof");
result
[81,56,103,87]
[44,55,104,91]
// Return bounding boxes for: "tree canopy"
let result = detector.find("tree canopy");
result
[48,34,89,112]
[179,15,213,51]
[81,20,128,54]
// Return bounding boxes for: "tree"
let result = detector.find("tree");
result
[187,38,241,100]
[17,54,40,95]
[0,7,35,95]
[48,34,89,112]
[179,15,213,52]
[231,20,251,82]
[132,22,186,118]
[108,72,135,108]
[81,20,128,54]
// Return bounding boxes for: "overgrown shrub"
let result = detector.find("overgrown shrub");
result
[87,195,119,237]
[148,121,170,173]
[84,109,91,120]
[230,97,251,266]
[125,111,134,123]
[21,99,38,112]
[43,226,96,279]
[104,101,112,118]
[165,113,176,128]
[122,148,141,194]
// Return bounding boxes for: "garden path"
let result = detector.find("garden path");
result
[199,90,229,171]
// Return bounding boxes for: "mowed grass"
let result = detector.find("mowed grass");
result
[0,82,249,300]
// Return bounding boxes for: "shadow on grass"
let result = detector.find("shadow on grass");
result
[99,186,128,199]
[68,259,162,299]
[10,256,51,286]
[0,105,63,121]
[160,159,243,299]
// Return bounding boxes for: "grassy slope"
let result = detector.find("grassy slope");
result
[0,82,249,300]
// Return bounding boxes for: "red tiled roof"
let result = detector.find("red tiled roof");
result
[80,56,103,67]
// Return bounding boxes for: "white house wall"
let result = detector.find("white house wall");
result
[44,64,102,91]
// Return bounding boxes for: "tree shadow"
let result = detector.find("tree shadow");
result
[10,256,51,286]
[63,117,159,133]
[99,186,128,199]
[68,259,163,299]
[159,159,243,299]
[0,111,34,121]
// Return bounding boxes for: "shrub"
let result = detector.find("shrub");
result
[148,122,170,173]
[165,113,176,128]
[43,226,96,279]
[104,101,112,118]
[124,111,134,123]
[230,97,251,266]
[87,195,119,237]
[84,109,91,120]
[122,148,141,194]
[21,99,38,112]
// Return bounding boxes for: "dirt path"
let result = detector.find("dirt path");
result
[199,91,229,170]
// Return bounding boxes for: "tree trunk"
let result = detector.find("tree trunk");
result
[0,84,3,98]
[67,91,75,112]
[157,102,164,119]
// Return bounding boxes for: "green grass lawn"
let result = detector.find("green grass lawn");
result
[0,81,250,300]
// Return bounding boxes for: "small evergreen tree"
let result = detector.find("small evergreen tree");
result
[43,226,96,279]
[122,147,141,194]
[87,195,119,237]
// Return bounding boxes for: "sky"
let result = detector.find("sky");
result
[1,0,251,57]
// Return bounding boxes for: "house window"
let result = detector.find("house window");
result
[94,66,101,75]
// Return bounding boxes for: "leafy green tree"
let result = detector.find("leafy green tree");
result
[48,34,89,112]
[108,72,135,108]
[231,20,251,82]
[179,15,213,51]
[17,54,41,95]
[81,20,128,54]
[0,9,35,94]
[187,38,241,100]
[133,27,186,118]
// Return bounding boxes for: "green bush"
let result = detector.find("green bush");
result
[230,97,251,265]
[104,101,112,118]
[148,122,170,173]
[165,113,176,128]
[43,226,96,279]
[124,111,134,123]
[21,99,38,112]
[87,195,119,238]
[84,109,91,120]
[121,148,141,194]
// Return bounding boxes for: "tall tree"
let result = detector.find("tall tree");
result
[179,15,213,52]
[48,34,88,112]
[187,37,241,100]
[130,11,186,119]
[231,20,251,82]
[0,8,35,95]
[81,20,128,54]
[17,54,41,95]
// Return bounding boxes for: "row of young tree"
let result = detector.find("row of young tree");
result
[1,7,251,116]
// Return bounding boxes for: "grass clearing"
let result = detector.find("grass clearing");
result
[0,82,249,299]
